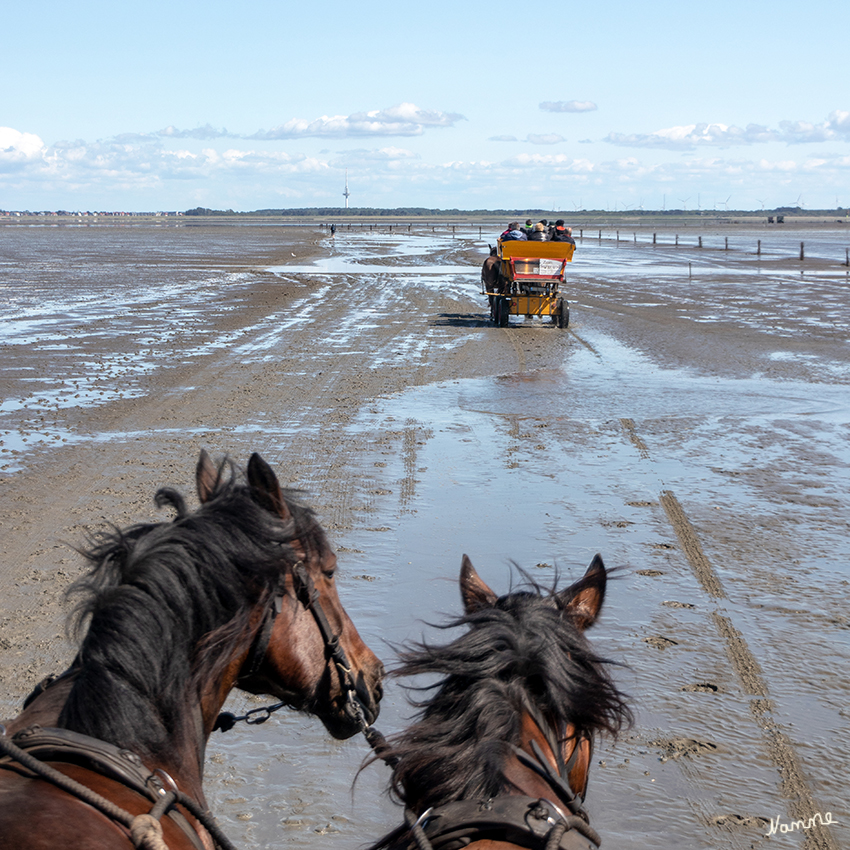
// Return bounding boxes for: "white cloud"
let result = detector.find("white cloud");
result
[606,111,850,149]
[0,127,46,170]
[250,103,465,140]
[331,147,420,166]
[489,134,565,144]
[540,101,598,113]
[606,123,777,149]
[527,133,566,145]
[502,153,593,171]
[5,119,850,210]
[158,124,232,140]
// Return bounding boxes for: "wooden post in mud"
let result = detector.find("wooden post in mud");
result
[725,237,728,250]
[800,241,804,260]
[653,233,657,245]
[757,239,761,256]
[675,235,679,246]
[634,232,637,243]
[688,262,692,278]
[616,230,619,244]
[580,229,583,239]
[698,236,702,248]
[845,248,849,266]
[598,229,602,242]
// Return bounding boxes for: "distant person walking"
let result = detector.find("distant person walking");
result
[330,224,336,237]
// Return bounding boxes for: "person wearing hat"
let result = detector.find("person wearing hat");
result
[550,219,576,245]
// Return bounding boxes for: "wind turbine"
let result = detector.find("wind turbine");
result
[343,170,351,209]
[756,198,766,210]
[720,195,731,211]
[678,196,691,211]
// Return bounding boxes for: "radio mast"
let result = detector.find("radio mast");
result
[343,170,350,209]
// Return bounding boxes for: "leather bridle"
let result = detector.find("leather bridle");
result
[216,559,370,734]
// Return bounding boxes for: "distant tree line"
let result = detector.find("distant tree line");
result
[184,207,237,216]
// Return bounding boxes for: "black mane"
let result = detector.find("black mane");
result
[377,572,632,814]
[59,461,329,759]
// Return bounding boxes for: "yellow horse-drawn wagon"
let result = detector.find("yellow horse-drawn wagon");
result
[483,240,574,328]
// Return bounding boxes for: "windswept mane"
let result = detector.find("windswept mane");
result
[378,572,632,813]
[59,461,329,758]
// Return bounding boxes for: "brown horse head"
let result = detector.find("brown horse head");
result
[370,555,631,850]
[460,554,608,803]
[196,450,384,739]
[0,451,386,849]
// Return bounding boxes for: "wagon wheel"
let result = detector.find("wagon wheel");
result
[497,297,509,327]
[557,299,570,329]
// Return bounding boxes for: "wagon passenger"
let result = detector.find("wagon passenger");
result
[528,222,548,241]
[500,222,527,241]
[550,219,576,245]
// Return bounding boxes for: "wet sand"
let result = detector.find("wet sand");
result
[0,222,847,849]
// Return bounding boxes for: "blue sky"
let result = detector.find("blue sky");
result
[2,0,848,212]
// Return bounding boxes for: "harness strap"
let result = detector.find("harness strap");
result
[409,797,600,850]
[242,593,283,677]
[0,725,236,850]
[512,740,587,817]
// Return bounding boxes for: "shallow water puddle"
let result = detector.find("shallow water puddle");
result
[291,327,850,850]
[269,231,478,278]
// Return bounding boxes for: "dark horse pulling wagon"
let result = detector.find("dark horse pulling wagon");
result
[482,241,574,329]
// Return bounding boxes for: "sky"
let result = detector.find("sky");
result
[2,0,849,212]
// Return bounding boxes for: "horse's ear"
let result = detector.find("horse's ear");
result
[557,554,607,630]
[460,555,498,614]
[247,453,289,519]
[196,450,219,504]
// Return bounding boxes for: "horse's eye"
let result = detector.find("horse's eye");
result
[323,569,336,580]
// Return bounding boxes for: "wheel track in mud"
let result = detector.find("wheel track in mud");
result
[625,426,838,850]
